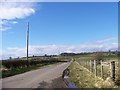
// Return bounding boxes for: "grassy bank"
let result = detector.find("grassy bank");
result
[68,61,118,88]
[1,62,60,78]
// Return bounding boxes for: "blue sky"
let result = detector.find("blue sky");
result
[0,2,118,59]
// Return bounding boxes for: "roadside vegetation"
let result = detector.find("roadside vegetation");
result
[1,58,67,78]
[68,61,118,88]
[2,62,57,78]
[63,51,119,88]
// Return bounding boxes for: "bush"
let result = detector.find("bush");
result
[94,53,104,64]
[2,58,61,69]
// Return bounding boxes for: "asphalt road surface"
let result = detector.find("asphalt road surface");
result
[1,62,70,88]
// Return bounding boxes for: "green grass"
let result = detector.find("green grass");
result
[96,65,110,79]
[73,54,119,81]
[104,56,118,60]
[68,61,97,88]
[70,53,118,61]
[68,61,118,88]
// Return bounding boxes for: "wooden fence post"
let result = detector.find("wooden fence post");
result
[101,60,104,79]
[94,60,97,76]
[87,60,89,69]
[118,60,120,82]
[110,61,115,81]
[86,60,87,68]
[90,60,92,72]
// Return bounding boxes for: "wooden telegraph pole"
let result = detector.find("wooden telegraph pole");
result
[118,52,120,84]
[118,2,120,84]
[26,22,29,67]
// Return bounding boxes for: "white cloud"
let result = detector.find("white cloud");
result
[0,7,35,20]
[0,1,36,31]
[0,27,12,31]
[0,19,18,31]
[1,42,118,60]
[0,37,118,59]
[0,2,35,20]
[79,43,118,52]
[11,21,18,24]
[96,37,117,43]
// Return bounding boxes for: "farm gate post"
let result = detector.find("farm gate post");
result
[94,60,97,76]
[110,61,115,81]
[101,60,104,79]
[118,59,120,83]
[90,60,92,73]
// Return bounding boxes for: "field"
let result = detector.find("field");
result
[65,52,120,88]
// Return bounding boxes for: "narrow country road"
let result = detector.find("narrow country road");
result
[1,62,70,88]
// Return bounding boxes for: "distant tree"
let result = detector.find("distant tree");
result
[108,50,111,56]
[94,53,104,64]
[60,53,75,56]
[44,54,47,57]
[9,57,12,60]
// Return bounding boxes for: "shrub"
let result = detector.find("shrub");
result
[94,53,104,64]
[2,58,61,70]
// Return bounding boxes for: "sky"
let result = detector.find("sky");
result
[0,1,118,59]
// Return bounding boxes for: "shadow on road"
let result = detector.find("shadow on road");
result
[37,76,67,88]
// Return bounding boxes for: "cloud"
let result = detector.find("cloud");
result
[0,2,35,20]
[0,19,13,31]
[0,20,17,31]
[0,1,36,31]
[96,37,118,43]
[1,42,118,60]
[0,7,35,20]
[80,43,118,52]
[1,48,26,59]
[0,27,12,31]
[11,21,18,24]
[0,37,118,59]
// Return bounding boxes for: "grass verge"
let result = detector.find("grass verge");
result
[68,61,118,88]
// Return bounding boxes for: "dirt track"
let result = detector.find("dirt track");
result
[1,62,70,88]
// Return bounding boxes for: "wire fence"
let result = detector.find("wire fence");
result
[77,58,118,82]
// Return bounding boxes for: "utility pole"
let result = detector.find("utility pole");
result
[118,51,120,84]
[118,2,120,84]
[26,22,29,67]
